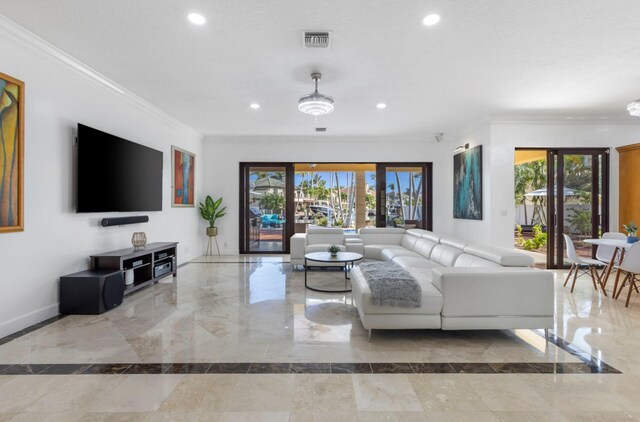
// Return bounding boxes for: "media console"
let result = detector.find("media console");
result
[91,242,178,295]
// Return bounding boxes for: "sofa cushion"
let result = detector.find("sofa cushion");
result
[392,256,444,270]
[463,244,534,267]
[405,229,426,237]
[351,267,443,315]
[365,244,406,261]
[429,244,464,267]
[419,231,441,243]
[306,228,344,246]
[439,236,469,250]
[412,238,439,259]
[358,228,405,245]
[400,233,420,250]
[454,253,502,268]
[381,248,423,261]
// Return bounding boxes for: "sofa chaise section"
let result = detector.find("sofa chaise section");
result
[349,227,554,335]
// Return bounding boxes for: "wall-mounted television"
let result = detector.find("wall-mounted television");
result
[77,124,163,213]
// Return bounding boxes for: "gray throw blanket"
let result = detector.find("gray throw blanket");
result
[359,261,422,308]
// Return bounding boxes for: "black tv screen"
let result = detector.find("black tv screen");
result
[77,124,163,212]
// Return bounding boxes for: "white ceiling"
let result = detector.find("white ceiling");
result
[2,0,640,137]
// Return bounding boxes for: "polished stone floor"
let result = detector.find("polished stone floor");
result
[1,257,640,420]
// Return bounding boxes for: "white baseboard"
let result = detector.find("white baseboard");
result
[0,303,59,338]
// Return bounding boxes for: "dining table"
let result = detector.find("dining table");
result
[584,238,632,295]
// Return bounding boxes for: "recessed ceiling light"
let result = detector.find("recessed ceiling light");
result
[250,103,260,109]
[376,103,387,109]
[423,14,441,26]
[187,13,206,25]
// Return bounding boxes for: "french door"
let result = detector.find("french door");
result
[239,163,295,254]
[375,163,433,230]
[546,149,609,269]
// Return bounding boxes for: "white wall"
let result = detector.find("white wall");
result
[440,121,492,241]
[204,119,640,255]
[203,136,450,253]
[487,119,640,248]
[0,19,203,336]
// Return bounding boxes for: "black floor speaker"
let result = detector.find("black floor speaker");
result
[60,269,125,314]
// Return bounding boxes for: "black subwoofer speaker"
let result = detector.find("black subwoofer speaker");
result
[59,270,125,314]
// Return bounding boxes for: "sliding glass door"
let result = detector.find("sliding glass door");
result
[547,149,609,268]
[239,163,294,253]
[375,163,433,230]
[240,162,433,253]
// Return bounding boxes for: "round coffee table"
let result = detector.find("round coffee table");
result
[304,251,363,293]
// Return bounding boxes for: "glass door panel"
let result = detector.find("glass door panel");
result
[376,163,432,230]
[562,154,594,260]
[240,164,293,253]
[293,164,377,232]
[546,149,609,268]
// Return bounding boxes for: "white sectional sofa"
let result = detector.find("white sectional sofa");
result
[291,227,554,337]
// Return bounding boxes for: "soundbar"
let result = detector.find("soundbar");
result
[101,216,149,227]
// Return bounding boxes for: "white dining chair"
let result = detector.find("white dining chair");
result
[613,242,640,307]
[596,232,627,289]
[563,234,604,294]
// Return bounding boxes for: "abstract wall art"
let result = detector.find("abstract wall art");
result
[453,145,482,220]
[172,146,195,207]
[0,72,24,233]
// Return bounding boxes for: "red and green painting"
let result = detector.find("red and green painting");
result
[172,146,195,207]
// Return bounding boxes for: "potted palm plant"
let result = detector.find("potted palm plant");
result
[199,196,227,237]
[624,221,638,244]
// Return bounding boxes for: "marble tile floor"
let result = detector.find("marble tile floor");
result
[1,256,640,418]
[190,255,290,264]
[0,374,640,420]
[0,259,605,367]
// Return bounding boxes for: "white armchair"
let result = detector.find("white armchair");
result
[290,227,363,267]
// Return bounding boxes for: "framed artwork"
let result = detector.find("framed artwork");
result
[0,72,24,233]
[172,146,195,207]
[453,145,482,220]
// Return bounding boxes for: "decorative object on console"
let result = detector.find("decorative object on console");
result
[453,144,482,220]
[199,195,226,255]
[0,72,24,233]
[172,146,195,207]
[124,269,134,285]
[624,221,638,243]
[327,244,341,257]
[131,232,147,249]
[298,72,334,117]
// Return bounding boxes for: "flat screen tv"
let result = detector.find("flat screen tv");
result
[77,124,163,212]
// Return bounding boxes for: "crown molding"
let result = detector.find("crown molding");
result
[203,135,434,144]
[489,112,640,125]
[0,13,201,139]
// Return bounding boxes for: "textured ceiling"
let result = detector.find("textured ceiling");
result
[2,0,640,137]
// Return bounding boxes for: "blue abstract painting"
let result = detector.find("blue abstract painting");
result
[453,145,482,220]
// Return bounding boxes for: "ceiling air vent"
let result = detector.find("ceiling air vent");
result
[315,127,327,132]
[303,31,331,48]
